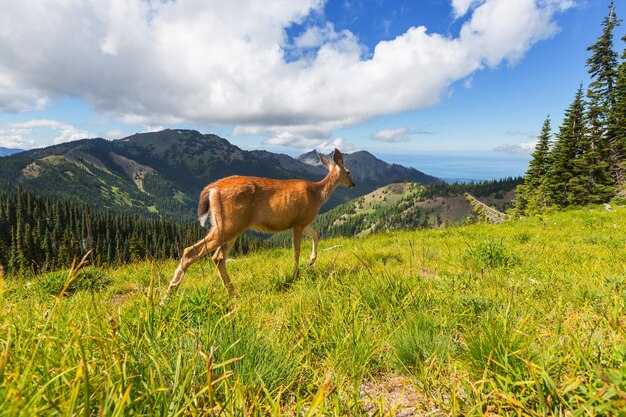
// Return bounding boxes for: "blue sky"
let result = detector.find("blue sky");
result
[0,0,623,167]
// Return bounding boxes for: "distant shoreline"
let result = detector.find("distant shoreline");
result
[377,152,531,182]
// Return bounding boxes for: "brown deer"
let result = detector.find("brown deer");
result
[165,148,355,297]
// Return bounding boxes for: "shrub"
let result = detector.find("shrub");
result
[40,266,111,296]
[466,240,519,269]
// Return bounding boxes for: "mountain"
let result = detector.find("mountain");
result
[297,149,437,185]
[0,129,438,221]
[306,177,520,238]
[0,147,23,157]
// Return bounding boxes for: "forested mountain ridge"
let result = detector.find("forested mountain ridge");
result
[262,177,520,246]
[0,188,204,275]
[0,187,269,276]
[0,147,23,157]
[0,129,437,221]
[311,177,519,238]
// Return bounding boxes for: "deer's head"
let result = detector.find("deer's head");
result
[319,148,355,188]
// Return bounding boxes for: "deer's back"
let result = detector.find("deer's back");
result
[210,176,321,233]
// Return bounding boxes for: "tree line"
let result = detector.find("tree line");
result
[516,1,626,214]
[0,188,263,277]
[265,177,519,246]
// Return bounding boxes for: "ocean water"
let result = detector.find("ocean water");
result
[378,152,531,182]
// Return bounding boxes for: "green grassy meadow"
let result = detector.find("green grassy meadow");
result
[1,206,626,415]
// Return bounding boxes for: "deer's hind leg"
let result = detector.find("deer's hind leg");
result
[213,239,236,296]
[167,230,222,295]
[292,227,304,278]
[303,225,318,267]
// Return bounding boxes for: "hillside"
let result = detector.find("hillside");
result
[311,177,520,238]
[0,130,437,221]
[298,149,436,185]
[0,147,23,157]
[1,206,625,415]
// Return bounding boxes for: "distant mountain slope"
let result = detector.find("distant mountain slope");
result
[297,150,437,185]
[0,129,438,221]
[309,177,520,238]
[0,147,23,157]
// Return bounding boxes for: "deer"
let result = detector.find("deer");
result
[165,148,355,298]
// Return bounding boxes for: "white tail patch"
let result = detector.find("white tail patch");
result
[199,211,211,227]
[198,188,213,227]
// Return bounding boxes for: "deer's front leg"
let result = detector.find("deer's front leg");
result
[303,225,318,267]
[165,231,219,298]
[292,227,303,278]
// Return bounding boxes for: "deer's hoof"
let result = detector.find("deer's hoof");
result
[306,258,316,267]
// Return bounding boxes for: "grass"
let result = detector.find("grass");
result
[1,206,626,415]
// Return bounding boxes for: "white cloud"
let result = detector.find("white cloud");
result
[0,129,35,149]
[101,128,128,140]
[372,127,411,143]
[452,0,485,18]
[494,141,537,154]
[264,131,321,149]
[0,0,571,147]
[295,23,341,49]
[233,120,356,151]
[316,137,354,153]
[5,119,95,146]
[143,125,166,133]
[372,127,436,143]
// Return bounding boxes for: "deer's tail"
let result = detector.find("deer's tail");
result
[197,187,213,227]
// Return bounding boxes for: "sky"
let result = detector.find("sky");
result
[0,0,624,166]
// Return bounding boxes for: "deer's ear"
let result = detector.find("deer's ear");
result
[319,154,332,169]
[333,148,344,166]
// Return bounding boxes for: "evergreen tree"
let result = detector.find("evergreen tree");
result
[548,86,588,207]
[586,1,621,181]
[129,235,145,262]
[515,116,553,214]
[0,188,209,276]
[609,33,626,190]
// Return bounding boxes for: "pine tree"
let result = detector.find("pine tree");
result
[515,117,553,214]
[129,235,145,262]
[586,1,621,182]
[548,86,588,207]
[0,188,208,276]
[609,33,626,192]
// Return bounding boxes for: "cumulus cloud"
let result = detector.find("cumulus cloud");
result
[3,120,96,146]
[451,0,485,18]
[0,129,35,149]
[233,119,356,150]
[371,127,436,143]
[101,128,128,140]
[494,141,537,154]
[372,127,411,143]
[0,0,571,148]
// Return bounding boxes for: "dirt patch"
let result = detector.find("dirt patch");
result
[109,152,156,192]
[21,162,43,179]
[360,374,443,416]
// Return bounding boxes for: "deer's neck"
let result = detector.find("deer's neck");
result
[317,169,340,205]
